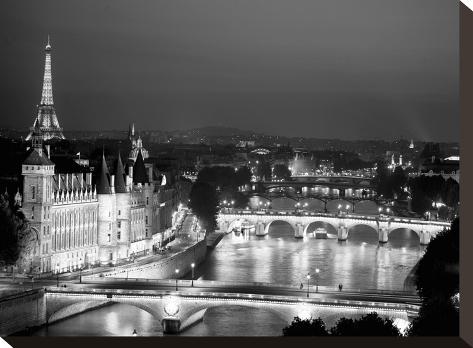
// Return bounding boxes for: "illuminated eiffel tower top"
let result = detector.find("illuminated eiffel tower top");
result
[26,36,65,141]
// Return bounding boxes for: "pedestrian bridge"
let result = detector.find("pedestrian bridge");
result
[218,210,450,245]
[43,284,418,334]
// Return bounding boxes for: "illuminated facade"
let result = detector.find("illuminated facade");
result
[26,37,65,141]
[22,133,98,273]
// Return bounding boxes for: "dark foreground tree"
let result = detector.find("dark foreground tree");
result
[407,297,459,336]
[415,218,459,300]
[0,194,26,266]
[331,313,400,336]
[188,181,220,232]
[408,218,459,336]
[283,317,329,336]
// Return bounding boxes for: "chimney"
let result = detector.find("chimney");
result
[65,174,69,190]
[80,173,84,189]
[110,175,115,194]
[58,174,61,190]
[86,172,92,186]
[148,166,153,182]
[129,166,133,179]
[45,144,51,159]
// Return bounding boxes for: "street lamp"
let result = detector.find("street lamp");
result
[191,263,195,287]
[56,264,59,287]
[175,268,179,291]
[79,258,83,283]
[315,268,320,293]
[306,274,311,298]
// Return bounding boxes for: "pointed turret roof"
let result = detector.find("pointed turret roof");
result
[133,151,147,184]
[96,154,111,194]
[115,152,127,193]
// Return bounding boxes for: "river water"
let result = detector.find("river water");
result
[33,219,423,336]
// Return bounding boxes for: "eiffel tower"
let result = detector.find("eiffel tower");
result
[26,36,65,141]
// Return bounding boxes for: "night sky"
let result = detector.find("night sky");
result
[1,0,458,141]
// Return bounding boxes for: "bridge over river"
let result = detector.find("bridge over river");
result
[218,209,450,245]
[39,278,419,334]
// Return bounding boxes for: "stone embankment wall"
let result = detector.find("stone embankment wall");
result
[0,289,46,336]
[99,240,207,279]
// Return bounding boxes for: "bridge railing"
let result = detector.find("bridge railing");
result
[44,286,420,313]
[79,276,418,297]
[220,209,451,226]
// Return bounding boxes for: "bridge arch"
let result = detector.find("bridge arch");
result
[183,302,291,327]
[303,221,338,236]
[298,198,327,212]
[353,200,379,215]
[346,224,379,242]
[47,298,160,324]
[264,220,297,235]
[271,197,298,210]
[227,219,251,233]
[387,228,421,247]
[326,199,354,213]
[248,195,271,209]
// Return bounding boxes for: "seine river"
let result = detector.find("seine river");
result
[34,217,423,336]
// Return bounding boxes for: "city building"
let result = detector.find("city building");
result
[25,37,65,141]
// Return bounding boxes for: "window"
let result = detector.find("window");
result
[117,231,121,240]
[118,210,121,216]
[31,206,35,219]
[146,197,149,205]
[117,221,121,228]
[145,216,148,224]
[108,234,111,242]
[31,186,35,200]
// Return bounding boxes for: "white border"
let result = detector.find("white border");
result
[0,339,13,348]
[462,0,473,11]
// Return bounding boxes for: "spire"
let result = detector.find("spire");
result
[115,152,127,193]
[96,153,111,194]
[25,37,65,141]
[41,36,53,105]
[133,150,148,185]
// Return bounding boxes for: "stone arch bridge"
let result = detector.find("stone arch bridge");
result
[218,211,450,245]
[43,287,416,334]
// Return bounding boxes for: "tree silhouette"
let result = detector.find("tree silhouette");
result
[331,313,400,336]
[282,317,329,336]
[188,181,220,232]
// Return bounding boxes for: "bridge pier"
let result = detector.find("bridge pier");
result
[162,317,181,334]
[294,223,305,238]
[337,224,348,241]
[255,221,267,236]
[378,227,388,243]
[419,230,431,245]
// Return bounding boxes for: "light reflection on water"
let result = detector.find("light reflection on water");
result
[33,221,423,336]
[195,221,424,291]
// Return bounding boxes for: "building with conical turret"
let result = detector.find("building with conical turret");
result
[26,37,65,141]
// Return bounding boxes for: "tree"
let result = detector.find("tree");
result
[282,317,329,336]
[415,218,459,301]
[407,297,459,336]
[255,160,272,181]
[188,182,220,232]
[330,313,400,336]
[273,164,292,181]
[234,166,252,187]
[391,166,407,197]
[408,218,459,336]
[374,161,391,198]
[0,194,27,266]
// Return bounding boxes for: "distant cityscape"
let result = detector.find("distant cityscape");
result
[0,31,459,337]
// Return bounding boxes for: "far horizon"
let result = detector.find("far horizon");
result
[1,0,459,143]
